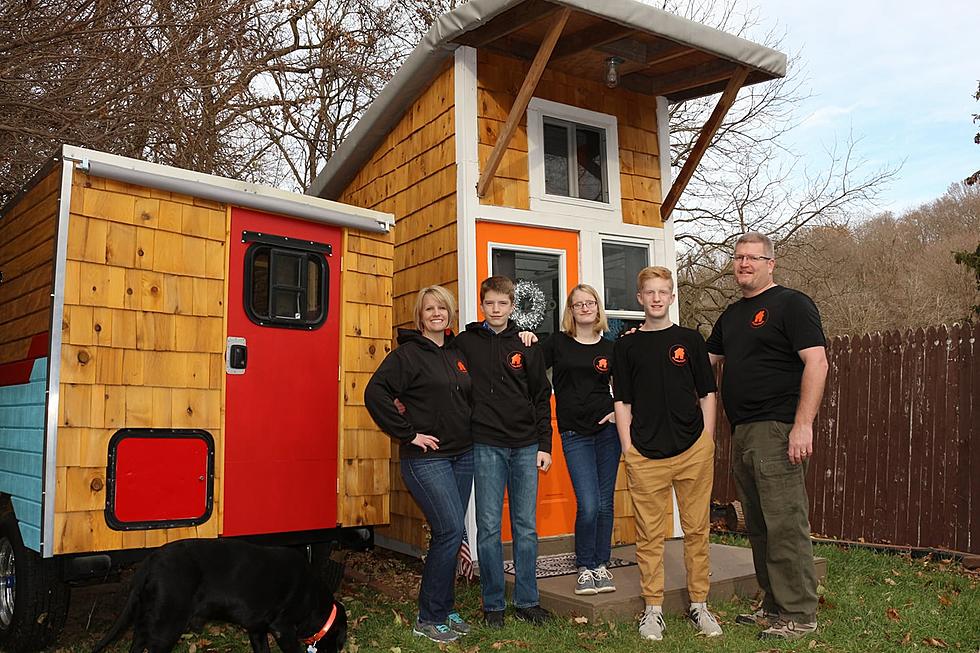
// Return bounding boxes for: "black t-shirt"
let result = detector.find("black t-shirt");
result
[540,333,614,436]
[612,325,716,459]
[706,285,826,426]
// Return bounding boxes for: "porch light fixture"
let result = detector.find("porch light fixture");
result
[605,56,624,88]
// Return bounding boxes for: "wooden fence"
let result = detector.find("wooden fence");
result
[712,322,979,554]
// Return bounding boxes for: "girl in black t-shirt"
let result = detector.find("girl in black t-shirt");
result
[540,284,620,596]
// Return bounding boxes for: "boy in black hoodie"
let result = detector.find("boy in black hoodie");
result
[454,276,553,628]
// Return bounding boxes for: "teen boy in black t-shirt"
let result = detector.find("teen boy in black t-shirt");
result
[612,266,722,642]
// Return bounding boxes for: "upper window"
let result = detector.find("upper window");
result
[543,118,608,202]
[527,98,621,218]
[244,234,329,329]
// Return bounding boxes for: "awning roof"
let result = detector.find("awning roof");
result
[309,0,786,200]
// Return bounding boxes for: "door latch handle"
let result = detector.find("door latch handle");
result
[226,337,247,374]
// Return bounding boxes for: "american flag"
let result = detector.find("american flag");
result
[456,533,475,580]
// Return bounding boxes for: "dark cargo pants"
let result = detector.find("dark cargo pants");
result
[732,420,818,623]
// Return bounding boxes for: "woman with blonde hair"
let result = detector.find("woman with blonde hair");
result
[539,284,620,596]
[365,285,473,644]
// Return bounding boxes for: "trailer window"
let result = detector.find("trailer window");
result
[245,243,328,329]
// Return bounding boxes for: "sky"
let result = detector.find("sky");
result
[743,0,979,215]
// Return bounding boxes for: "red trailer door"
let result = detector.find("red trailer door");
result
[223,207,341,536]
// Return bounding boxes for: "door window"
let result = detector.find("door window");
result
[244,236,328,329]
[491,248,562,337]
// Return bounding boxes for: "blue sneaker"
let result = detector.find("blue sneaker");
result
[413,620,459,643]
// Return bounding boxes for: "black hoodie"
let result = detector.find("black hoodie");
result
[364,329,472,459]
[454,320,552,453]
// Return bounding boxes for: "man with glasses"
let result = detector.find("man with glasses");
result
[706,232,829,641]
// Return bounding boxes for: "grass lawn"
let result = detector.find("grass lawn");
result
[68,535,979,653]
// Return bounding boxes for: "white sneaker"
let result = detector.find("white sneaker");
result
[688,603,723,637]
[638,606,665,640]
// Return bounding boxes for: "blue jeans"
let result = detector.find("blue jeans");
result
[400,450,474,624]
[473,442,540,612]
[561,423,621,569]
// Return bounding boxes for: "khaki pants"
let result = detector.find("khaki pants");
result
[731,420,818,622]
[625,431,714,606]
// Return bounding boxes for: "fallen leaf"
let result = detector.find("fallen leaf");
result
[922,637,947,648]
[883,577,897,585]
[573,616,589,624]
[188,645,196,653]
[901,632,911,645]
[491,640,530,649]
[392,610,409,627]
[390,647,401,653]
[886,608,900,622]
[462,646,481,653]
[808,640,818,649]
[937,594,952,607]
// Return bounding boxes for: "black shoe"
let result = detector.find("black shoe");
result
[515,605,552,624]
[484,610,505,629]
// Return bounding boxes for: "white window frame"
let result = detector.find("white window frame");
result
[527,98,622,220]
[598,234,658,321]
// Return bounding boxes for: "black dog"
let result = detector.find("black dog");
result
[92,538,346,653]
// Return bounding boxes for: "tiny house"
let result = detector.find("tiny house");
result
[308,0,786,555]
[0,145,393,650]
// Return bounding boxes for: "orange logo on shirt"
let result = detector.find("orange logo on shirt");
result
[669,344,688,367]
[594,356,609,373]
[508,352,524,369]
[456,360,468,373]
[750,308,768,328]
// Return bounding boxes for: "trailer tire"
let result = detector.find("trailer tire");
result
[0,511,70,653]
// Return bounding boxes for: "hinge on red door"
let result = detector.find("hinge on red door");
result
[337,478,340,493]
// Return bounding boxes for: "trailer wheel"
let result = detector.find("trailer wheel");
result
[0,511,70,653]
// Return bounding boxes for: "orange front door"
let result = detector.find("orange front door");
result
[475,221,578,539]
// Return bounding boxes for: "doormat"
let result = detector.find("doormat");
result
[503,552,636,579]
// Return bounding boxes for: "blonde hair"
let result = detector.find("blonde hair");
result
[636,265,674,292]
[735,231,775,258]
[413,285,457,332]
[561,284,608,336]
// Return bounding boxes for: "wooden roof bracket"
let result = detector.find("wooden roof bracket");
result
[660,65,750,221]
[476,6,572,198]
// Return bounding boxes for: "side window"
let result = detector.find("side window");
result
[244,236,328,329]
[601,240,650,312]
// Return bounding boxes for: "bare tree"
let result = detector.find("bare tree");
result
[967,80,980,186]
[653,0,898,333]
[0,0,452,203]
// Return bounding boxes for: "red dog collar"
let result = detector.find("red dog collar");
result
[303,603,338,648]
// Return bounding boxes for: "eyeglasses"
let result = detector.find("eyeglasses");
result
[732,254,773,264]
[571,300,598,310]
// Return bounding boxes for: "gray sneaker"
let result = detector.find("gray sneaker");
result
[413,620,459,643]
[735,607,778,626]
[575,567,598,595]
[447,611,471,635]
[688,604,723,637]
[758,619,818,641]
[638,606,666,641]
[592,565,616,593]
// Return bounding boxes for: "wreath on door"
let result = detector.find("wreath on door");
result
[512,279,547,331]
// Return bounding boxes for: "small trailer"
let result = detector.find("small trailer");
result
[0,145,395,651]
